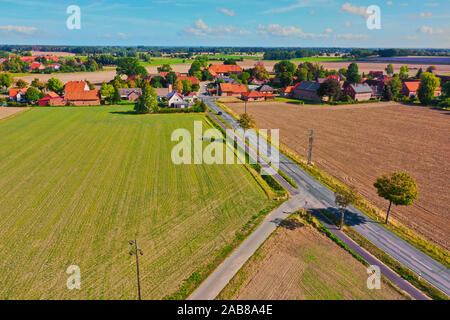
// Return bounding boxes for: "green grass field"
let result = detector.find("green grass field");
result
[140,58,187,67]
[290,57,348,62]
[0,106,270,299]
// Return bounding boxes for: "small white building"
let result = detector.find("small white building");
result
[167,91,189,108]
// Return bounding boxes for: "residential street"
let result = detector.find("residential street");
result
[188,96,449,300]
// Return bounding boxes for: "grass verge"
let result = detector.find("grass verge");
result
[319,210,448,300]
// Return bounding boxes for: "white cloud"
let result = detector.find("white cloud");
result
[420,12,432,18]
[341,2,370,18]
[406,35,419,40]
[0,25,37,35]
[262,1,310,14]
[334,33,369,40]
[183,19,248,37]
[117,32,129,39]
[257,24,329,39]
[218,8,235,17]
[417,25,444,35]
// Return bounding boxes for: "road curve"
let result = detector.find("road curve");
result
[190,97,449,299]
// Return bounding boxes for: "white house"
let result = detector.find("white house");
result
[167,91,189,108]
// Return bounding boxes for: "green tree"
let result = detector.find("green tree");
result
[346,63,361,83]
[317,79,341,101]
[30,78,46,91]
[16,79,28,89]
[25,87,40,104]
[165,71,178,86]
[112,85,121,104]
[334,186,359,229]
[274,60,296,75]
[399,66,410,79]
[157,64,172,73]
[418,72,440,105]
[100,82,115,104]
[279,72,293,87]
[116,57,147,76]
[46,77,64,94]
[134,83,158,114]
[385,64,394,76]
[374,172,418,224]
[181,80,192,95]
[0,72,13,89]
[415,68,423,79]
[174,79,183,92]
[240,71,250,84]
[237,113,255,129]
[191,83,200,92]
[386,77,402,99]
[442,81,450,98]
[296,67,309,81]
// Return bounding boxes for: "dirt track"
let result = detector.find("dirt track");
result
[0,107,28,120]
[230,101,450,250]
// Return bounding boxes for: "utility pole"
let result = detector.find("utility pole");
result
[129,240,144,300]
[307,129,314,165]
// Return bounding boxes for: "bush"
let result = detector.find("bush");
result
[438,98,450,108]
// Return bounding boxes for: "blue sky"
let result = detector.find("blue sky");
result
[0,0,449,48]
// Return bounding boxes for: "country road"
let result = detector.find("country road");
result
[189,96,449,300]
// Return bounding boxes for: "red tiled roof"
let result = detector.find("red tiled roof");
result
[281,86,294,93]
[160,72,181,78]
[209,64,243,76]
[403,81,420,92]
[30,62,44,70]
[65,81,99,101]
[220,82,247,94]
[242,90,264,98]
[9,88,28,98]
[178,76,200,85]
[20,56,37,62]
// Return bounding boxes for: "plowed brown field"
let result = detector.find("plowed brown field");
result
[229,101,450,250]
[0,107,28,120]
[218,217,407,300]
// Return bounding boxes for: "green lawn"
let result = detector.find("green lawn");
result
[140,58,187,67]
[290,57,348,62]
[0,106,270,299]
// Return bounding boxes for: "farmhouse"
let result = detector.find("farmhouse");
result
[219,82,247,97]
[38,92,65,106]
[209,64,243,78]
[369,71,384,78]
[292,81,322,102]
[344,83,373,101]
[364,79,385,98]
[9,88,28,102]
[119,88,142,101]
[258,85,274,94]
[167,91,189,108]
[280,86,294,98]
[401,80,420,97]
[241,91,265,102]
[65,81,101,106]
[29,62,45,71]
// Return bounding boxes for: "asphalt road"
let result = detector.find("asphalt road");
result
[193,96,449,299]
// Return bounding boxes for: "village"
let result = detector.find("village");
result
[2,51,448,110]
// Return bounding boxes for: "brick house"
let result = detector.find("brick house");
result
[9,88,29,102]
[119,88,142,101]
[344,83,373,101]
[292,81,322,102]
[38,92,65,106]
[64,81,101,106]
[209,64,243,78]
[241,90,265,102]
[219,82,247,97]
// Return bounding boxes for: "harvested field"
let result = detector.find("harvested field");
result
[229,101,450,250]
[0,107,28,120]
[229,60,450,75]
[218,216,407,300]
[15,64,192,88]
[0,106,270,299]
